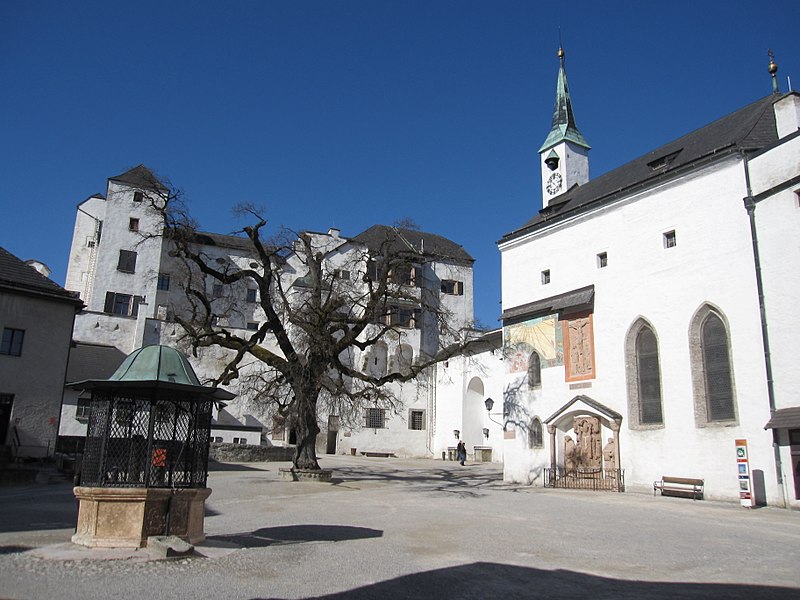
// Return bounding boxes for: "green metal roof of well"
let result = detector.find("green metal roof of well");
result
[110,345,202,386]
[67,344,236,400]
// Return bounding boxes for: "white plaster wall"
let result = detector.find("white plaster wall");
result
[64,195,106,300]
[0,292,75,456]
[500,156,787,504]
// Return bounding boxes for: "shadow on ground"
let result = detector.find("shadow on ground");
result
[208,461,272,472]
[208,524,382,548]
[328,463,519,497]
[252,561,799,600]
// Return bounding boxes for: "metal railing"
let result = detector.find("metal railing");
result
[544,467,625,492]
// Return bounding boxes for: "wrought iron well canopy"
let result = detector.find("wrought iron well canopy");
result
[68,345,235,489]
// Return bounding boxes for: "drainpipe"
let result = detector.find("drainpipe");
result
[741,151,788,508]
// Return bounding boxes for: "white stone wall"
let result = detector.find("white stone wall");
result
[0,291,75,456]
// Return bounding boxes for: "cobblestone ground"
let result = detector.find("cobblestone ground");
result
[1,456,799,599]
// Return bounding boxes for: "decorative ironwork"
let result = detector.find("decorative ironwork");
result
[544,467,625,492]
[80,390,213,489]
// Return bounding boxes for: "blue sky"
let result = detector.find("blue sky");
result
[1,1,798,327]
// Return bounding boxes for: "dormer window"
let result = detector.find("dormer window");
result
[647,149,681,171]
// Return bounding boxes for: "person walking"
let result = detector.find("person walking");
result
[456,440,467,466]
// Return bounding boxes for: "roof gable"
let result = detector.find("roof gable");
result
[352,225,474,264]
[0,246,81,305]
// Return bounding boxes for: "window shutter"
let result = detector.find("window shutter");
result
[457,281,464,295]
[383,409,388,428]
[132,296,143,317]
[104,292,115,313]
[414,309,422,329]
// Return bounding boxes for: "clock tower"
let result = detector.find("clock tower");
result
[539,47,590,207]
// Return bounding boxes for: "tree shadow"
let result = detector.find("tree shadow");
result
[329,464,522,498]
[207,461,273,472]
[207,524,382,548]
[251,561,799,600]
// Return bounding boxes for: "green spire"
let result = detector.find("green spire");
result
[539,47,590,152]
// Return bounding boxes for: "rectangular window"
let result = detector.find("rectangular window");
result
[129,218,139,232]
[212,436,223,443]
[103,292,141,317]
[76,398,91,420]
[333,269,350,280]
[157,273,170,291]
[133,191,143,202]
[246,288,257,303]
[233,437,247,444]
[663,230,677,249]
[246,322,259,331]
[365,407,387,429]
[389,306,421,329]
[390,265,420,287]
[0,328,25,356]
[597,252,608,268]
[117,250,137,273]
[86,238,96,248]
[440,280,464,295]
[541,269,551,285]
[409,409,425,430]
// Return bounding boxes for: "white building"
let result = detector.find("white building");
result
[498,49,800,506]
[61,167,502,461]
[0,247,83,459]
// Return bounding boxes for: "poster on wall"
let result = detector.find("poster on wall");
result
[735,438,755,508]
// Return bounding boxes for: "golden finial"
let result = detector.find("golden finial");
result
[558,47,565,59]
[768,49,779,94]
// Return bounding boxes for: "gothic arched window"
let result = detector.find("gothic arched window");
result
[636,326,663,425]
[528,418,543,449]
[689,305,737,426]
[625,318,664,429]
[528,351,541,389]
[701,313,735,421]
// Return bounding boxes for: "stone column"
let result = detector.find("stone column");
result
[547,424,557,470]
[610,419,621,471]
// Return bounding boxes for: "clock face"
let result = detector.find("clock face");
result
[546,172,563,195]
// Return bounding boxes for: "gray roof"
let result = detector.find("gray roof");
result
[764,407,800,430]
[502,285,594,324]
[109,164,167,191]
[0,246,82,306]
[191,231,255,254]
[503,94,783,243]
[66,343,128,383]
[352,225,474,264]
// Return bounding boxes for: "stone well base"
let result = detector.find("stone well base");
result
[278,468,332,482]
[72,486,211,548]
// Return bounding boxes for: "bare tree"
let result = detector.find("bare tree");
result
[137,175,480,471]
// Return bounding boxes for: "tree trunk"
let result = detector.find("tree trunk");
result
[292,390,321,470]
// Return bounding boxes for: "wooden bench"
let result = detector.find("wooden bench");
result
[360,451,396,458]
[653,476,704,500]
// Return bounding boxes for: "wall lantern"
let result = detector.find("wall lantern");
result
[453,429,460,439]
[482,427,490,439]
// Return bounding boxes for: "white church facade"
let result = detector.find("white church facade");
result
[497,49,800,507]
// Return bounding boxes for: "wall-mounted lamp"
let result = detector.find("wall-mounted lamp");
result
[453,429,460,439]
[484,397,505,431]
[482,427,489,439]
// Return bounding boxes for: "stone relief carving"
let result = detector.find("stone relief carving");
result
[602,437,616,468]
[574,415,602,469]
[566,316,593,379]
[564,435,577,472]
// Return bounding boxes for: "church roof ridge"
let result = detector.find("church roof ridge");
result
[503,93,780,244]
